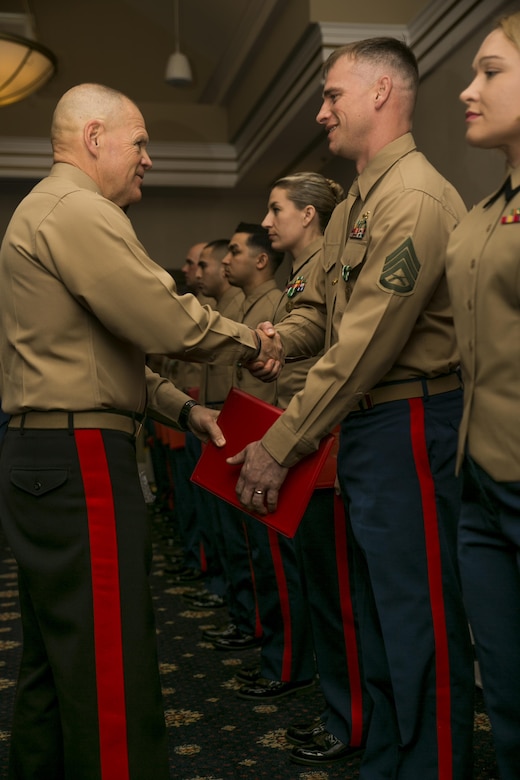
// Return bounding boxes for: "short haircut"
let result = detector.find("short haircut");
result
[324,37,419,106]
[234,222,284,269]
[203,239,230,262]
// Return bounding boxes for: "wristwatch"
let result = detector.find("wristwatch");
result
[178,399,200,431]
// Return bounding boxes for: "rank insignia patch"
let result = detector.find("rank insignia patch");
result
[379,238,420,294]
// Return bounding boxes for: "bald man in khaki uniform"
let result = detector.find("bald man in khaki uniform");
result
[0,83,281,780]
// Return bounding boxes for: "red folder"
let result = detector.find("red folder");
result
[191,388,335,538]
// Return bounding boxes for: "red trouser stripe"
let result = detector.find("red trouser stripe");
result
[75,429,130,780]
[408,399,452,780]
[268,528,292,680]
[242,520,262,638]
[334,493,364,747]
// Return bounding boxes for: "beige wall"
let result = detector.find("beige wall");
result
[413,4,516,207]
[1,2,517,268]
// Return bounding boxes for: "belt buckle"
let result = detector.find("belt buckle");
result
[362,393,374,410]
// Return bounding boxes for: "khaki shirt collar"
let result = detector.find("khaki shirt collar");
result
[50,162,100,194]
[291,237,323,276]
[357,132,416,201]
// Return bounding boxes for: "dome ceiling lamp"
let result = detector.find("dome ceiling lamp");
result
[0,1,56,107]
[165,0,193,87]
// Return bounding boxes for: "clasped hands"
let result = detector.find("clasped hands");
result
[246,321,282,382]
[191,320,288,514]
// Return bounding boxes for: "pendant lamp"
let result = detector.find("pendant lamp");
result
[0,6,56,107]
[165,0,193,87]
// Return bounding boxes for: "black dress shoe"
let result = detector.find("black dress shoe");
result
[212,632,261,651]
[202,623,237,641]
[187,593,226,609]
[183,589,210,601]
[285,717,325,745]
[170,567,206,583]
[237,677,315,700]
[235,664,261,684]
[290,731,364,765]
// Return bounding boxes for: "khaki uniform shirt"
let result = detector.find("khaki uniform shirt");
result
[274,238,324,409]
[446,166,520,481]
[262,134,467,467]
[233,280,281,404]
[162,293,215,397]
[198,286,245,409]
[0,163,258,423]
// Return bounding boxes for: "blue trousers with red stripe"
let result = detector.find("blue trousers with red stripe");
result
[245,518,316,682]
[295,489,371,747]
[0,428,170,780]
[338,390,474,780]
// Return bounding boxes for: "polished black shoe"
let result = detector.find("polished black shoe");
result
[212,632,261,651]
[235,664,261,684]
[187,593,226,609]
[170,567,205,583]
[183,588,210,601]
[290,731,364,765]
[202,623,238,641]
[285,717,325,746]
[237,677,315,700]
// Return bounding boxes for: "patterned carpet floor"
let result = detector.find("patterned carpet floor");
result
[0,513,499,780]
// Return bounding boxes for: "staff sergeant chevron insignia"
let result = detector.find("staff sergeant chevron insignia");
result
[379,238,420,294]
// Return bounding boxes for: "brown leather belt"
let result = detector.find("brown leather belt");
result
[358,373,462,411]
[8,410,141,436]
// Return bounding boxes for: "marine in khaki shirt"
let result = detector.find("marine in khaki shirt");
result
[446,164,520,482]
[0,163,273,424]
[262,133,466,467]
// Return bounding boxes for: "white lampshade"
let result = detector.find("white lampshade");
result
[0,32,56,107]
[165,50,192,86]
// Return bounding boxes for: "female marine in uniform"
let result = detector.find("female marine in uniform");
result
[446,12,520,780]
[239,172,371,766]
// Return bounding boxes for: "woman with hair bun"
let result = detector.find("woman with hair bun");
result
[237,172,371,768]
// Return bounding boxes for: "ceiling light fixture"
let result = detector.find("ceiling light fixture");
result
[165,0,193,87]
[0,4,56,107]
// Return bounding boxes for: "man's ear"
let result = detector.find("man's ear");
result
[84,119,103,154]
[374,75,391,108]
[256,252,269,270]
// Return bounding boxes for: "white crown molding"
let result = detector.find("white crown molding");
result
[0,0,507,186]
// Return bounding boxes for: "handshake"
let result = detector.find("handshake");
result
[247,321,282,382]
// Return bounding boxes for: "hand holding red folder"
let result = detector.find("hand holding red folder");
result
[191,388,335,537]
[226,439,288,516]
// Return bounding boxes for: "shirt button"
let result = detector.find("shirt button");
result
[34,480,42,491]
[470,259,476,269]
[467,300,473,310]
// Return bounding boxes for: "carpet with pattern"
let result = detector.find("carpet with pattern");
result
[0,515,499,780]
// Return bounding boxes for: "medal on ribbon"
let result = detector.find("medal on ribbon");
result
[501,208,520,224]
[349,211,370,240]
[286,275,306,298]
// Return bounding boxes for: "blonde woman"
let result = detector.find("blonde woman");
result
[446,12,520,779]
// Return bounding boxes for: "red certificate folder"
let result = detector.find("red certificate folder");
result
[190,388,335,538]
